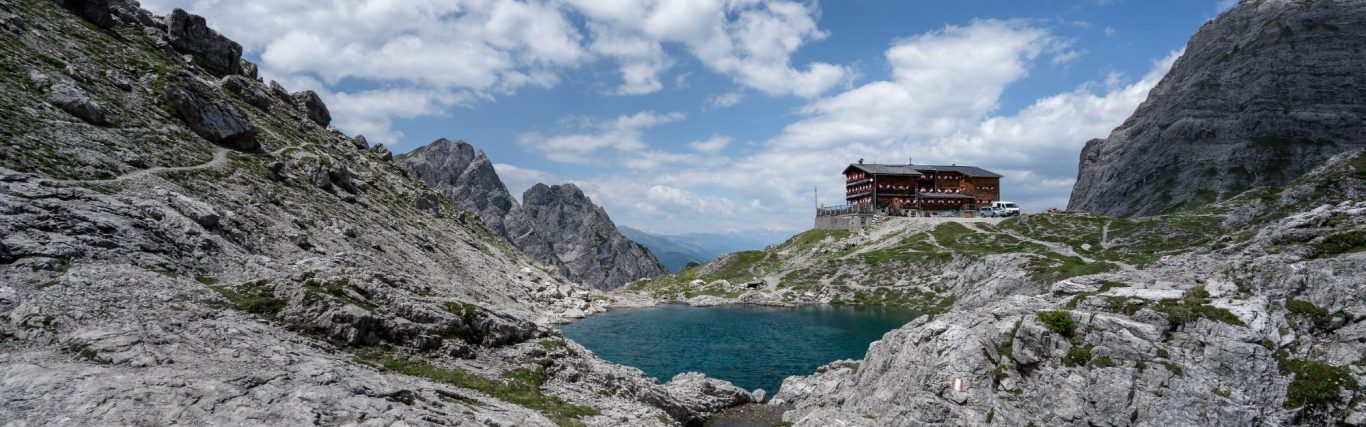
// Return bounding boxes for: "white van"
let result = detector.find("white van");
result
[992,201,1020,216]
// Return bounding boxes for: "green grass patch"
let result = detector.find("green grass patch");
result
[540,338,568,352]
[352,348,599,426]
[205,281,285,317]
[1284,297,1344,331]
[1062,344,1093,367]
[1037,310,1077,338]
[1310,230,1365,258]
[1153,288,1245,327]
[784,229,850,248]
[1275,354,1358,412]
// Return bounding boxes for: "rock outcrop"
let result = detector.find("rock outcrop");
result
[1069,0,1366,216]
[398,139,559,266]
[398,139,665,290]
[522,183,666,290]
[162,71,259,151]
[29,71,106,125]
[165,8,242,77]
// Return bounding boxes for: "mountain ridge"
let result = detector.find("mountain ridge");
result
[397,138,665,290]
[1068,0,1366,216]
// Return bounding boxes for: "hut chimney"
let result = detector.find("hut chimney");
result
[858,158,863,164]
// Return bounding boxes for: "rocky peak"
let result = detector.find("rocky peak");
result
[521,183,666,290]
[1068,0,1366,216]
[398,139,557,271]
[399,140,664,290]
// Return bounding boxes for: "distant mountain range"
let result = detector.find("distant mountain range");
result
[618,227,792,272]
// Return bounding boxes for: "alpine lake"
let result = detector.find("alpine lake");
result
[559,304,924,394]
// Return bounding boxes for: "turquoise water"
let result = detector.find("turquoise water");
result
[559,304,922,394]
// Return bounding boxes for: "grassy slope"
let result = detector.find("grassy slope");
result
[629,150,1365,314]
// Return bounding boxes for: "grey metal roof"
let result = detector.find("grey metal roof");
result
[844,164,922,176]
[846,163,1002,178]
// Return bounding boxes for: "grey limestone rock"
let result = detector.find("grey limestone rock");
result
[522,182,667,290]
[165,8,242,76]
[399,139,666,290]
[218,74,272,111]
[30,71,106,125]
[1,2,24,34]
[162,72,258,151]
[351,134,370,150]
[399,139,560,269]
[56,0,157,30]
[292,90,331,127]
[1069,0,1366,216]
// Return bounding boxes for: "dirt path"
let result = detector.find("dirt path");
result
[60,147,230,185]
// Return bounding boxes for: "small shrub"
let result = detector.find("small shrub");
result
[1212,386,1231,398]
[1091,356,1116,368]
[990,365,1007,383]
[1037,311,1077,338]
[1284,297,1339,330]
[206,282,285,317]
[1276,355,1358,412]
[841,361,861,372]
[1063,344,1093,367]
[539,338,568,352]
[1158,361,1183,376]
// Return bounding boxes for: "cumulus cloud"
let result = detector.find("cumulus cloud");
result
[140,0,847,143]
[539,21,1179,233]
[704,92,744,110]
[688,135,732,153]
[517,111,686,164]
[493,163,562,199]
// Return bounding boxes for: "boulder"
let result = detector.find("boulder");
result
[240,60,259,80]
[292,90,331,127]
[372,144,393,161]
[310,163,333,192]
[56,0,157,29]
[1,2,24,34]
[162,72,258,151]
[30,72,106,125]
[329,163,357,193]
[218,75,272,111]
[663,372,755,424]
[166,9,242,76]
[268,80,291,103]
[351,135,370,150]
[414,191,441,217]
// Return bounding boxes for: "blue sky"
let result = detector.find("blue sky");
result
[143,0,1238,234]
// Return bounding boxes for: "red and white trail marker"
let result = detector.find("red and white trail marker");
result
[951,377,966,392]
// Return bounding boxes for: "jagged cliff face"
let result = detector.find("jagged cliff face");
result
[398,140,665,290]
[1069,0,1366,216]
[396,139,559,270]
[522,183,666,291]
[0,1,750,425]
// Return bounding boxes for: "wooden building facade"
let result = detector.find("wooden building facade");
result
[842,161,1002,213]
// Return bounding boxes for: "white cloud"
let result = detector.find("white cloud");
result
[1217,0,1240,12]
[139,0,848,143]
[704,92,744,110]
[543,21,1180,233]
[567,0,850,97]
[517,111,686,164]
[688,135,732,153]
[493,163,561,199]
